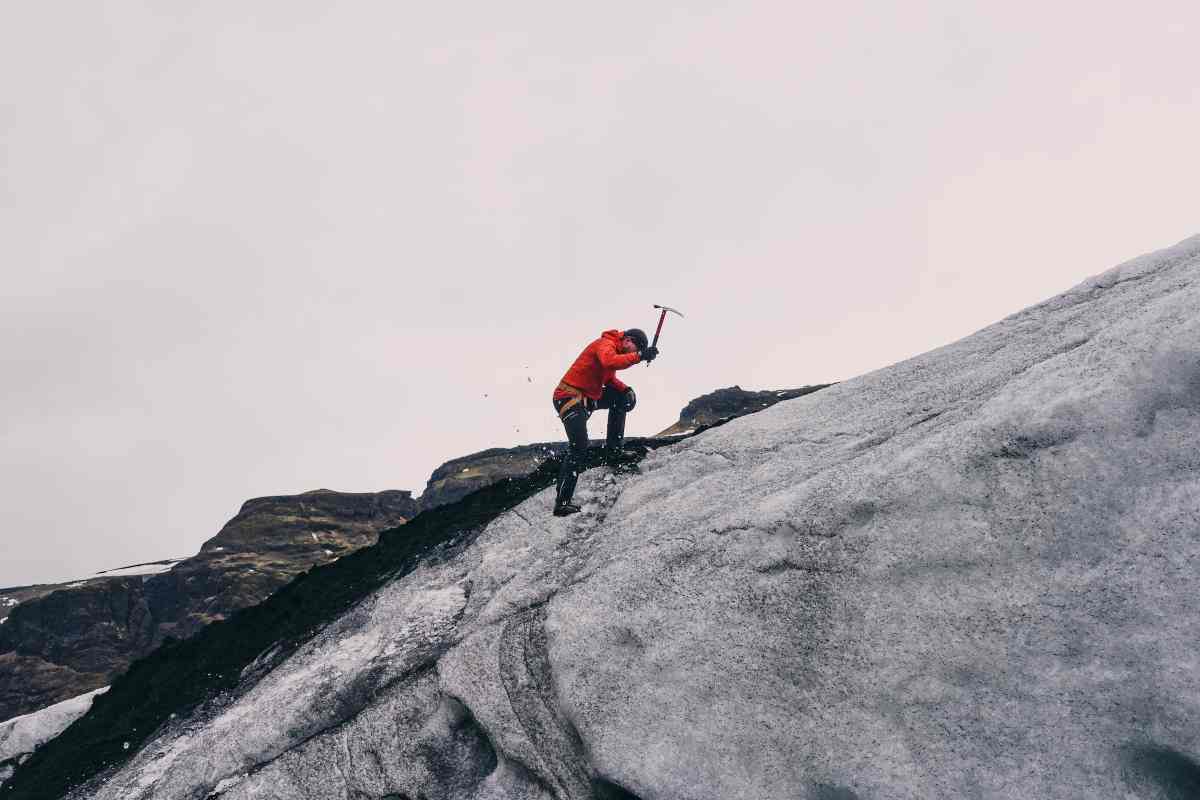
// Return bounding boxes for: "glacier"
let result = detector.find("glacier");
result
[34,234,1200,799]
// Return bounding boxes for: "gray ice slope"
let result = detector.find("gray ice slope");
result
[85,234,1200,799]
[0,688,107,788]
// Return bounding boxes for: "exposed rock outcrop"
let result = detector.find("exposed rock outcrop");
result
[419,444,561,511]
[161,489,418,639]
[655,384,830,436]
[0,489,416,722]
[418,387,831,511]
[29,233,1200,800]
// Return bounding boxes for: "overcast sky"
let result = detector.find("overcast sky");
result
[2,2,1197,588]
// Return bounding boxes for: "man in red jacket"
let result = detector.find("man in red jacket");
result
[551,328,659,516]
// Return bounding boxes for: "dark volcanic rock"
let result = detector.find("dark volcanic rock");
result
[655,384,831,436]
[0,489,416,722]
[418,444,560,511]
[0,579,155,721]
[155,489,418,642]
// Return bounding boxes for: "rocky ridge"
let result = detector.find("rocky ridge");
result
[418,444,561,511]
[0,489,417,722]
[654,384,830,436]
[417,385,831,511]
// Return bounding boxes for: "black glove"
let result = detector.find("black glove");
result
[640,346,659,363]
[621,386,637,412]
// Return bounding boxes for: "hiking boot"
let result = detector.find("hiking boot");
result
[553,503,582,517]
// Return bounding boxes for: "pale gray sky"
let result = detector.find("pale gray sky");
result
[2,2,1197,587]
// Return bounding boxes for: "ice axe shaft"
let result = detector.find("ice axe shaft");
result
[650,303,684,351]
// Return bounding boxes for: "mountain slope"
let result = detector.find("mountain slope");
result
[3,442,684,799]
[0,489,417,722]
[0,389,814,728]
[14,234,1200,799]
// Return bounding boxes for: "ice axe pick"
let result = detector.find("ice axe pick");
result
[647,304,685,365]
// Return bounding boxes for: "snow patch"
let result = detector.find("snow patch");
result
[95,560,182,578]
[310,533,319,543]
[1,598,17,607]
[0,687,109,774]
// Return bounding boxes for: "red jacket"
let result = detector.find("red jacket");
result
[555,330,640,400]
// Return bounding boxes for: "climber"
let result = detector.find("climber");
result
[551,328,658,516]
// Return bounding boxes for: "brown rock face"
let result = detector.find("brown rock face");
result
[154,489,418,642]
[0,489,416,722]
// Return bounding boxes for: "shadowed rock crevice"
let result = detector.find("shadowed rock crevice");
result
[992,429,1078,459]
[592,777,645,800]
[809,783,862,800]
[1132,348,1200,437]
[1120,744,1200,800]
[806,786,864,800]
[415,695,499,798]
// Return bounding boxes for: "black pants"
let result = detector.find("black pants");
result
[553,386,630,509]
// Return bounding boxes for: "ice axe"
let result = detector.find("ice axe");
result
[647,304,684,365]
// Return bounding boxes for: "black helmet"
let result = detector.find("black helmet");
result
[624,328,649,351]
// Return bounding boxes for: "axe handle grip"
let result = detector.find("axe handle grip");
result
[651,309,668,349]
